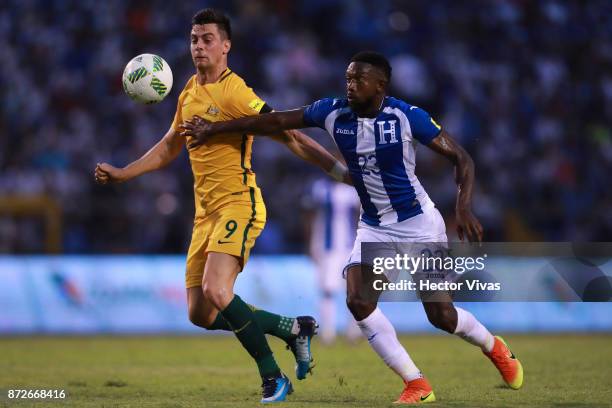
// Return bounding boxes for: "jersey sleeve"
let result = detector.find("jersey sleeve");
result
[227,80,267,118]
[170,93,185,132]
[303,98,337,129]
[406,106,442,144]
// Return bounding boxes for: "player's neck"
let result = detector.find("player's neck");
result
[196,63,228,85]
[355,94,386,118]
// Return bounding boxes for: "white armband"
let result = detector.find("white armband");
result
[328,161,348,182]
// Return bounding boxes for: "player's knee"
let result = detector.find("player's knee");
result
[426,305,457,333]
[346,294,375,321]
[202,282,233,310]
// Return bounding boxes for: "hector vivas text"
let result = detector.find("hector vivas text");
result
[371,252,501,292]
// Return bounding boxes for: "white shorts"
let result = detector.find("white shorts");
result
[344,205,448,277]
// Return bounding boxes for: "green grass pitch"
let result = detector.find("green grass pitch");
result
[1,334,611,407]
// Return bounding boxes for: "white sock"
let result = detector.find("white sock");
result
[357,307,422,381]
[454,307,494,352]
[320,296,336,344]
[345,316,362,342]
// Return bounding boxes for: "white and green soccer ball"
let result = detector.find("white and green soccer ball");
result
[122,54,173,104]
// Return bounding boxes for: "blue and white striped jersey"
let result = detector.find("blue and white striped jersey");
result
[303,96,442,227]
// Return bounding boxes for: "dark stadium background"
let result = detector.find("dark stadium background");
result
[2,0,610,254]
[2,2,612,406]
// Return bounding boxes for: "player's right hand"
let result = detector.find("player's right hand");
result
[456,207,484,243]
[94,163,126,184]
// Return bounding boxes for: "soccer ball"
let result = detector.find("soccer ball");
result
[122,54,173,104]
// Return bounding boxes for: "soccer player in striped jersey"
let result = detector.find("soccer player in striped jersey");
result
[182,51,524,404]
[94,9,351,403]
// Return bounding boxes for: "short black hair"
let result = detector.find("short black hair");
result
[191,8,232,40]
[350,51,392,81]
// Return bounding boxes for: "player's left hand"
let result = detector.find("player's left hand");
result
[180,115,212,148]
[456,207,483,243]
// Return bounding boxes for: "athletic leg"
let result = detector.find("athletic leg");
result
[347,264,435,403]
[187,286,220,329]
[201,252,283,377]
[422,299,523,389]
[346,264,421,381]
[422,300,494,352]
[188,287,299,341]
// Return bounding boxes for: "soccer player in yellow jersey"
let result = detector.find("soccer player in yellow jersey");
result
[94,9,349,403]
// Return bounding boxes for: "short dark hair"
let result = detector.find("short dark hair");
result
[191,8,232,40]
[350,51,392,81]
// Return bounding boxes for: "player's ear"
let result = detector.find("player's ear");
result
[223,39,231,55]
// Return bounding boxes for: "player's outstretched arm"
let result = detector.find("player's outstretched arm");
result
[94,127,185,184]
[180,108,351,183]
[270,130,352,185]
[181,109,306,149]
[427,130,483,242]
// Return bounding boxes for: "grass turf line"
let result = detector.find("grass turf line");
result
[1,334,611,407]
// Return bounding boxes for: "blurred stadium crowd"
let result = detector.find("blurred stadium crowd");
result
[1,0,611,253]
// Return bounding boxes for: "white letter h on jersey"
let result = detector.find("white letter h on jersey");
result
[377,120,398,144]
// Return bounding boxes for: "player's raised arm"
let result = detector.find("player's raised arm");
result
[426,130,483,242]
[181,109,306,148]
[94,127,185,184]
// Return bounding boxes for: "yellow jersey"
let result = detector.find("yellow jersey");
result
[171,69,267,218]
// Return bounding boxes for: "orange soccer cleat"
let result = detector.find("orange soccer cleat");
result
[393,377,436,404]
[484,336,524,390]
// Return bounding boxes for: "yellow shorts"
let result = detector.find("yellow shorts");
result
[185,189,266,288]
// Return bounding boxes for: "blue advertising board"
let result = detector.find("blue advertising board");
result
[0,256,610,334]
